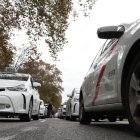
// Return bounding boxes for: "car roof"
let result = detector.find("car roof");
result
[0,72,29,77]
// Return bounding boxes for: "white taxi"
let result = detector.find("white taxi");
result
[79,19,140,134]
[0,72,41,121]
[39,100,47,119]
[66,88,79,121]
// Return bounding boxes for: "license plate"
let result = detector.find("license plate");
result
[0,104,5,109]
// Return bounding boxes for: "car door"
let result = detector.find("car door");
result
[83,47,104,107]
[92,39,119,106]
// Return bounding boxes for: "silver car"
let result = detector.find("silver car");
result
[79,19,140,134]
[0,72,41,121]
[65,88,79,121]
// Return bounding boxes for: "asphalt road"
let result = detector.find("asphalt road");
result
[0,118,139,140]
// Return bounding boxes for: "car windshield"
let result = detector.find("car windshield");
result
[0,73,28,81]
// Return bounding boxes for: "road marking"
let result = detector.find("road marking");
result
[21,126,38,132]
[0,135,16,140]
[40,120,46,122]
[117,121,129,124]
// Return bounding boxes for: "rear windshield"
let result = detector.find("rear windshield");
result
[0,73,28,81]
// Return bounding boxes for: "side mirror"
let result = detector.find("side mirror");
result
[33,82,41,88]
[67,93,72,98]
[97,25,125,39]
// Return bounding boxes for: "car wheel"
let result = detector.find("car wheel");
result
[32,114,39,120]
[70,111,76,121]
[32,108,39,120]
[94,116,99,122]
[119,117,123,121]
[124,53,140,134]
[20,100,32,122]
[108,116,117,122]
[79,98,91,124]
[65,115,69,120]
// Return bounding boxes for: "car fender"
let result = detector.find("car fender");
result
[117,22,140,103]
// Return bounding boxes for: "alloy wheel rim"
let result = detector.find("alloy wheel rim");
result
[129,63,140,125]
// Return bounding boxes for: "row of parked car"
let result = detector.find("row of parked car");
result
[57,88,79,121]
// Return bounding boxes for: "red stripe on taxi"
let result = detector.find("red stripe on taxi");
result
[92,65,106,105]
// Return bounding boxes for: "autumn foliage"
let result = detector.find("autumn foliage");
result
[0,33,14,71]
[0,0,72,59]
[18,60,63,109]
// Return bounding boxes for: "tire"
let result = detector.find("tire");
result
[20,100,33,122]
[70,114,76,121]
[94,117,99,122]
[124,53,140,134]
[79,98,91,124]
[65,115,70,120]
[119,117,123,121]
[69,109,76,121]
[32,108,40,120]
[108,116,117,122]
[32,113,39,120]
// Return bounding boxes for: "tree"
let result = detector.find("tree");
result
[0,0,97,59]
[14,45,41,71]
[0,31,15,71]
[18,60,63,109]
[0,0,72,59]
[71,0,97,20]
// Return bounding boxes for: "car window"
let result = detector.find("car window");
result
[100,39,117,55]
[86,46,104,75]
[87,38,116,75]
[100,39,111,55]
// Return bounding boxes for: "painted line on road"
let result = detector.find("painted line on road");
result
[21,126,39,132]
[117,121,129,124]
[40,120,46,122]
[0,135,16,140]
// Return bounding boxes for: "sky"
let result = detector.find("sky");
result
[11,0,140,103]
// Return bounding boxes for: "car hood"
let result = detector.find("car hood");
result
[0,79,26,88]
